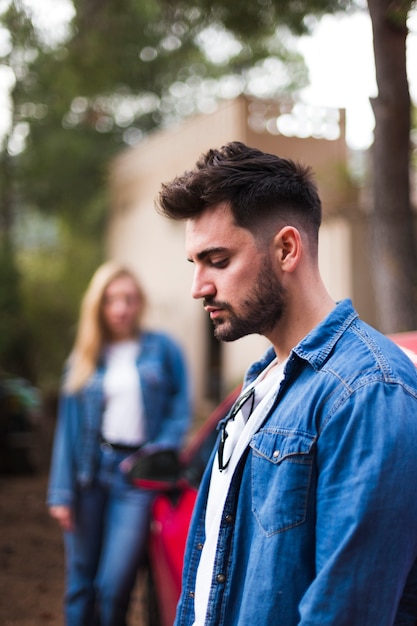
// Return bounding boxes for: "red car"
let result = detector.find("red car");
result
[126,332,417,626]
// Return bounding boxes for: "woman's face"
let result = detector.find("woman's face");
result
[101,274,142,341]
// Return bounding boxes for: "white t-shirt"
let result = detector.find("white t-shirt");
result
[101,339,146,445]
[193,358,287,625]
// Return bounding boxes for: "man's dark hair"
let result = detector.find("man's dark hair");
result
[157,141,322,249]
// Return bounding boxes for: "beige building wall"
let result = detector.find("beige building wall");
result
[107,96,363,411]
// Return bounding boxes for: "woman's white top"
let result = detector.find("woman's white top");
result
[101,339,146,445]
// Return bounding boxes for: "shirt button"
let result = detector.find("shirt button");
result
[188,591,195,598]
[197,542,204,550]
[225,514,234,524]
[273,450,280,458]
[216,574,226,584]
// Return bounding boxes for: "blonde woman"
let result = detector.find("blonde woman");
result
[47,261,191,626]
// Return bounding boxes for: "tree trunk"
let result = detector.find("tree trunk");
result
[0,147,14,242]
[367,0,417,332]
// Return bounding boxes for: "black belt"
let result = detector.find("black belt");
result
[100,439,142,453]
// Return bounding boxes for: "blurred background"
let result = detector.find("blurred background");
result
[0,0,416,456]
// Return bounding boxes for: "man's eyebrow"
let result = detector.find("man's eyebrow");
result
[187,247,227,263]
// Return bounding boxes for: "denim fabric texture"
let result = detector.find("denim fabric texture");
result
[64,446,154,626]
[47,330,191,507]
[47,330,191,626]
[176,299,417,626]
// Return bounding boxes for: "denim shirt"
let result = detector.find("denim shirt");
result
[47,330,191,508]
[176,299,417,626]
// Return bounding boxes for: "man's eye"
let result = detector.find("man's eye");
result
[210,258,228,268]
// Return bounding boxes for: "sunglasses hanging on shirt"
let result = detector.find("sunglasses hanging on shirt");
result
[217,386,255,472]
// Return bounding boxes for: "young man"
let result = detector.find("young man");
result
[156,141,417,625]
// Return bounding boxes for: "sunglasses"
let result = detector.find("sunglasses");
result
[217,386,255,472]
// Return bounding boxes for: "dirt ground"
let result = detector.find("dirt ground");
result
[0,469,148,626]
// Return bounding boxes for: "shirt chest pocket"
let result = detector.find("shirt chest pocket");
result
[250,430,316,536]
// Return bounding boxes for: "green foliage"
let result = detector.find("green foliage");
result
[0,238,29,376]
[19,122,112,233]
[17,224,104,392]
[158,0,354,37]
[0,0,357,394]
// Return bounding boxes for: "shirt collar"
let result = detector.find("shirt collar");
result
[244,299,358,386]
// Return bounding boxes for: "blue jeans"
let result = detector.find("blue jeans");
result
[63,446,154,626]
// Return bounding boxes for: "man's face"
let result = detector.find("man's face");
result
[186,203,286,342]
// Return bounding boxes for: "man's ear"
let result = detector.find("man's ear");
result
[273,226,302,272]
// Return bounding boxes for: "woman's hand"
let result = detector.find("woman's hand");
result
[48,505,74,532]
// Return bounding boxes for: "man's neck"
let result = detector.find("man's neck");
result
[267,292,336,363]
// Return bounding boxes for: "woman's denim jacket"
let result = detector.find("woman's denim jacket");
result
[47,330,191,508]
[176,299,417,626]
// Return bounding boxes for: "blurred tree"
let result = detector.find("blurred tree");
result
[367,0,417,332]
[412,101,417,169]
[155,1,415,336]
[0,0,310,390]
[27,0,416,336]
[0,1,38,377]
[17,227,103,397]
[157,0,417,332]
[1,0,416,393]
[19,0,310,230]
[0,238,30,375]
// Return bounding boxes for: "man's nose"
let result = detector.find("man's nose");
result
[191,268,215,300]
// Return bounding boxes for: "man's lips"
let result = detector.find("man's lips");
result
[205,306,223,319]
[203,300,230,319]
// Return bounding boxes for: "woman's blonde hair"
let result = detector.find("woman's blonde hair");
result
[64,260,146,393]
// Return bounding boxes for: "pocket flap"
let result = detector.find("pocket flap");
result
[251,430,316,464]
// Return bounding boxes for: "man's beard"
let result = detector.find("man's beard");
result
[206,256,286,342]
